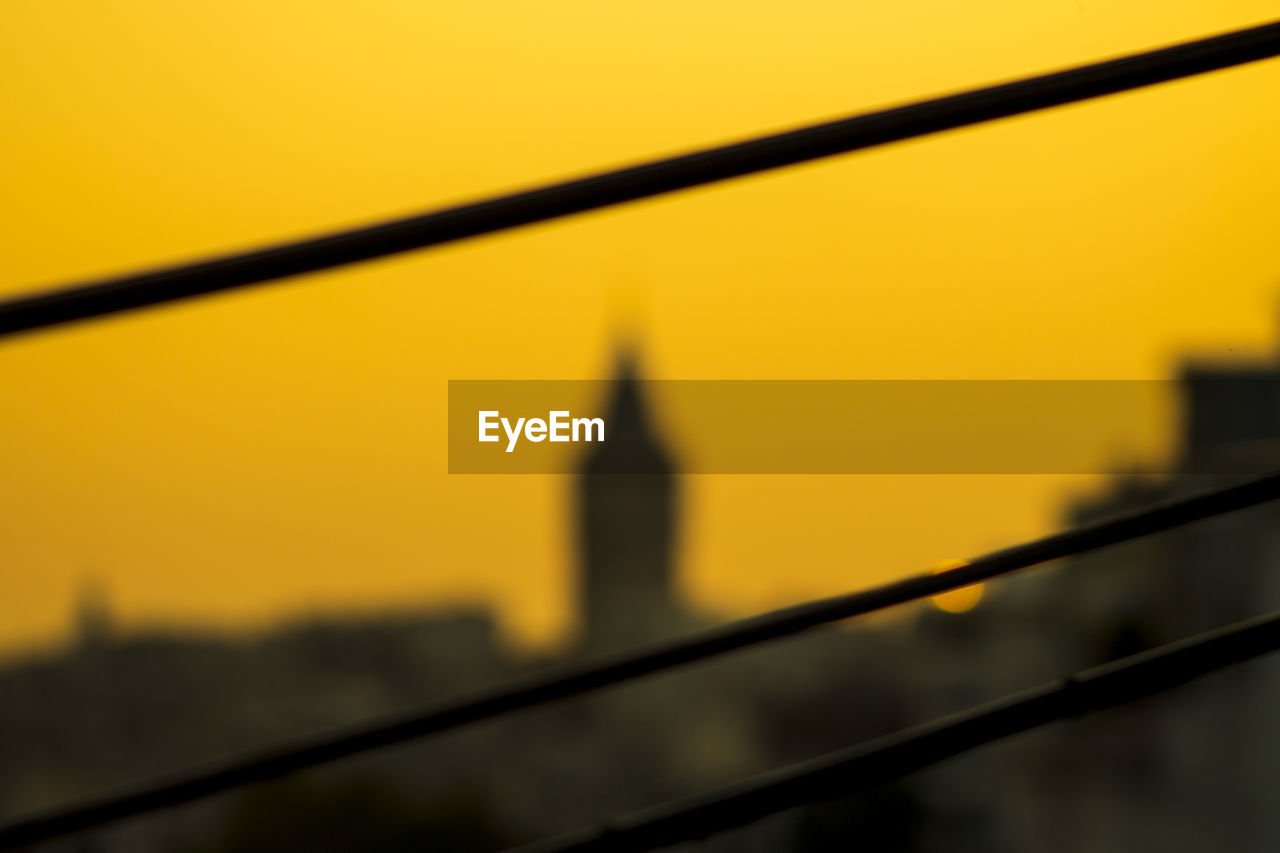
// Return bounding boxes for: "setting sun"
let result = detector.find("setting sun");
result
[930,559,985,613]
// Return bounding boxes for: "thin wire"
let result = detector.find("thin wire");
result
[2,19,1280,339]
[511,606,1280,852]
[3,470,1279,848]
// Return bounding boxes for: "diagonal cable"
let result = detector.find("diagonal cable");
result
[2,470,1278,848]
[2,19,1279,339]
[511,606,1280,852]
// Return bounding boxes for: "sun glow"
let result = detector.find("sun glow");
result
[930,559,985,614]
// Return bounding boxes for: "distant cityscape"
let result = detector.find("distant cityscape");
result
[6,345,1280,852]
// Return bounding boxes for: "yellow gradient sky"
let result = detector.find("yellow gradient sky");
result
[2,1,1279,656]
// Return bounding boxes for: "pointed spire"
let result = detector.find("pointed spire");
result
[583,345,673,475]
[607,278,647,355]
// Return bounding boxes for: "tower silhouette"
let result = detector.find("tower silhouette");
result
[576,351,680,651]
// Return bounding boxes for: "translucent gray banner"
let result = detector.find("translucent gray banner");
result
[447,379,1280,474]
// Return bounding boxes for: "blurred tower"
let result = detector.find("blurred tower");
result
[577,351,680,651]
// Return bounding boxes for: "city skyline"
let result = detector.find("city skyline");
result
[4,0,1279,659]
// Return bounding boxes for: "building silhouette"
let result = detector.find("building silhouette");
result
[931,347,1280,853]
[1180,361,1280,474]
[576,351,683,651]
[16,341,1280,851]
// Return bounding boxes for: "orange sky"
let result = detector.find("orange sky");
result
[2,1,1279,656]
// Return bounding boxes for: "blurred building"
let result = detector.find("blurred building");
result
[925,349,1280,852]
[17,345,1280,851]
[577,351,684,651]
[0,352,911,853]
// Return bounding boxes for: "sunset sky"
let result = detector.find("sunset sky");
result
[3,1,1279,656]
